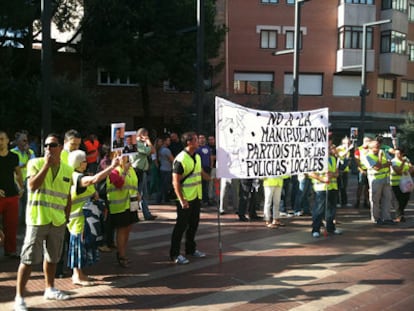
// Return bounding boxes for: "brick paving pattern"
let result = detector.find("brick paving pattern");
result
[1,175,413,310]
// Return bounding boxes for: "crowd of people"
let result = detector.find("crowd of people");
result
[0,127,412,311]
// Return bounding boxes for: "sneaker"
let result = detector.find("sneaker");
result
[331,229,342,235]
[345,203,353,207]
[44,288,70,300]
[190,250,206,258]
[172,255,189,265]
[279,212,293,217]
[294,211,303,216]
[312,232,320,238]
[336,204,341,208]
[14,297,27,311]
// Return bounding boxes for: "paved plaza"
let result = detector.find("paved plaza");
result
[0,176,413,310]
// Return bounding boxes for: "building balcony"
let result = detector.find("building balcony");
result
[379,53,408,76]
[337,3,376,28]
[336,48,374,73]
[380,9,408,34]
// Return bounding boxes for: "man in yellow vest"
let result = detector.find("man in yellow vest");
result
[11,131,35,225]
[308,143,341,238]
[364,140,395,225]
[336,136,353,207]
[354,136,372,208]
[169,132,211,264]
[60,129,82,165]
[14,133,74,311]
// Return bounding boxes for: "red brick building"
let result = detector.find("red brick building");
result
[213,0,414,137]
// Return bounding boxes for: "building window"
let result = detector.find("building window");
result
[261,0,278,3]
[233,72,274,95]
[261,30,277,49]
[381,30,406,54]
[333,75,360,96]
[410,3,414,21]
[377,77,395,99]
[338,26,373,49]
[285,30,302,49]
[343,0,374,4]
[286,0,295,4]
[401,80,414,101]
[284,73,323,96]
[409,43,414,61]
[382,0,408,12]
[97,69,138,86]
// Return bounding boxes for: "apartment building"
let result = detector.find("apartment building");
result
[215,0,414,136]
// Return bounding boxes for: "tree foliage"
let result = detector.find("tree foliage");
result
[0,0,226,136]
[81,0,226,117]
[0,0,90,137]
[398,112,414,159]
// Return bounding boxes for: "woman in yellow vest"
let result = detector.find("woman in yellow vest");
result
[67,150,120,285]
[262,177,286,228]
[107,152,140,267]
[308,144,341,238]
[390,147,413,222]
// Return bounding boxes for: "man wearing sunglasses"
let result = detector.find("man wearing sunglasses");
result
[15,133,74,311]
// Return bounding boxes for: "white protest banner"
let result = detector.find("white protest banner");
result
[215,97,329,178]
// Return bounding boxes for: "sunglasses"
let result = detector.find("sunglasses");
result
[44,142,60,148]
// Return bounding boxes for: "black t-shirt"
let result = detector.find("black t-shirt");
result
[0,152,19,197]
[172,150,196,176]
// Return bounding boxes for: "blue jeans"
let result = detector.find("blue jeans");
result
[312,190,338,233]
[294,177,311,214]
[158,170,172,203]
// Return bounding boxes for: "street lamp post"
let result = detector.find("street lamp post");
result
[273,0,309,112]
[292,0,307,111]
[195,0,205,133]
[41,0,52,147]
[359,19,391,139]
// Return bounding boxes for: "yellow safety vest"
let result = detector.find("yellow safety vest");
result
[11,147,35,180]
[357,146,369,170]
[263,176,284,187]
[106,166,138,214]
[336,145,350,172]
[68,172,96,234]
[311,156,338,192]
[26,158,73,226]
[174,151,202,201]
[61,149,70,164]
[366,153,389,180]
[390,158,410,186]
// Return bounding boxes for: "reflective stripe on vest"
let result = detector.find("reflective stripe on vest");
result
[312,156,338,192]
[106,167,138,214]
[174,151,202,201]
[367,154,389,180]
[26,158,73,226]
[68,172,96,234]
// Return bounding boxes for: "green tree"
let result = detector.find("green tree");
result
[0,0,89,135]
[81,0,226,125]
[399,112,414,159]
